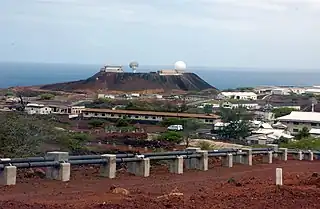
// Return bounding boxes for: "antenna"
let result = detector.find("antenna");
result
[129,61,139,73]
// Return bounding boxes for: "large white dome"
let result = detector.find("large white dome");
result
[174,61,187,70]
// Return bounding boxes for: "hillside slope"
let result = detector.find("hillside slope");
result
[40,72,216,93]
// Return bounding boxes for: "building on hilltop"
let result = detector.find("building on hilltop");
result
[100,65,124,73]
[157,69,185,75]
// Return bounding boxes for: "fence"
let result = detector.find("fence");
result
[0,147,319,186]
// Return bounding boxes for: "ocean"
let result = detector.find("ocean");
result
[1,62,320,90]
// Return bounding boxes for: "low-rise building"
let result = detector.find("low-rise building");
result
[82,108,219,124]
[277,111,320,134]
[220,92,257,100]
[25,103,52,115]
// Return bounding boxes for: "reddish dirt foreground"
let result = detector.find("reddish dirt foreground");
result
[0,160,320,209]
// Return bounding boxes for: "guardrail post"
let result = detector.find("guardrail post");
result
[196,150,208,171]
[45,152,70,181]
[184,147,201,169]
[242,148,252,166]
[294,150,303,161]
[169,156,183,174]
[127,156,150,177]
[304,150,314,161]
[278,148,288,161]
[222,153,233,168]
[233,150,244,164]
[262,151,273,164]
[267,144,278,157]
[0,165,17,186]
[100,154,116,178]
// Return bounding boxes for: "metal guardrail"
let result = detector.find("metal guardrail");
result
[1,147,319,170]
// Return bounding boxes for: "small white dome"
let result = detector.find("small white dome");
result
[174,61,187,70]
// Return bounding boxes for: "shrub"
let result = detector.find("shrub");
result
[39,93,55,100]
[196,141,216,150]
[158,131,183,143]
[88,119,104,128]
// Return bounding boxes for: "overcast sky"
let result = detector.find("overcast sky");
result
[1,0,320,69]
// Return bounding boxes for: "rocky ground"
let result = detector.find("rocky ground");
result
[0,159,319,209]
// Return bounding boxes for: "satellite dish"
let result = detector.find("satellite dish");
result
[174,61,187,71]
[129,61,139,73]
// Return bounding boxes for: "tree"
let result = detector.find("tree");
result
[88,119,104,128]
[39,93,55,100]
[182,119,202,147]
[216,107,252,143]
[204,105,213,114]
[115,118,130,127]
[295,127,310,140]
[272,107,296,118]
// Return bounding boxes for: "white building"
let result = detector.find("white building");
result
[277,111,320,134]
[25,103,52,115]
[271,88,290,95]
[100,65,124,73]
[221,92,257,100]
[305,88,320,95]
[246,128,293,145]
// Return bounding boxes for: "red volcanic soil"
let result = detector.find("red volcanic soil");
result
[0,160,320,209]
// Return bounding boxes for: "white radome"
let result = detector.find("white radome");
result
[174,61,187,70]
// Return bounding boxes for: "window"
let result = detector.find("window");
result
[94,113,98,116]
[145,116,149,119]
[84,112,88,115]
[311,123,317,126]
[135,116,139,118]
[152,116,156,119]
[111,114,114,117]
[205,119,208,122]
[102,113,105,116]
[293,122,299,125]
[293,129,299,132]
[209,119,213,122]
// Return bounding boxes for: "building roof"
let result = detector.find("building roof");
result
[309,128,320,135]
[277,111,320,123]
[83,108,220,119]
[221,92,257,96]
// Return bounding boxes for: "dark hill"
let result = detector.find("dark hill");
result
[40,72,216,93]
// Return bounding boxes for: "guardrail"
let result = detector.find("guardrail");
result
[0,147,318,186]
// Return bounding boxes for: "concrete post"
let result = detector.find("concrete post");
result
[304,150,314,161]
[184,147,201,169]
[127,156,150,177]
[222,153,233,168]
[169,156,183,174]
[233,150,244,164]
[295,151,303,160]
[262,151,273,164]
[128,145,132,150]
[45,152,69,181]
[196,150,208,171]
[267,144,278,158]
[278,148,288,161]
[276,168,283,186]
[100,154,117,178]
[242,148,252,166]
[0,166,17,186]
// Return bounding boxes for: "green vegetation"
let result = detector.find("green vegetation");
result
[214,107,252,143]
[4,90,15,97]
[295,127,310,140]
[115,118,131,127]
[203,104,213,114]
[281,137,320,150]
[272,107,296,118]
[88,119,105,128]
[158,131,183,143]
[0,112,90,158]
[223,87,254,92]
[39,93,55,100]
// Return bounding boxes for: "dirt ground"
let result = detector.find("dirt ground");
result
[0,158,320,209]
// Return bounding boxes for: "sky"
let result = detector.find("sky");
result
[1,0,320,69]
